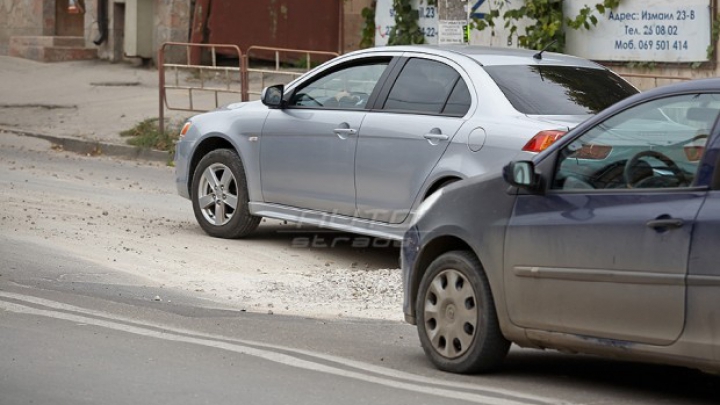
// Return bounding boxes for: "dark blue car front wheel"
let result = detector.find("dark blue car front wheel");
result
[416,250,510,373]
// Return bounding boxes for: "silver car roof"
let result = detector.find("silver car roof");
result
[362,45,603,69]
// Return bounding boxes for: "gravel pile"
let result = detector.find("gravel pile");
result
[252,268,404,320]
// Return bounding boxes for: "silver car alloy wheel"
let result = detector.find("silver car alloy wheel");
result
[423,269,479,359]
[197,163,239,226]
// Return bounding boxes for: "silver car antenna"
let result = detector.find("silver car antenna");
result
[533,40,558,60]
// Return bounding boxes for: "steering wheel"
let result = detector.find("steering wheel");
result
[337,95,358,103]
[334,91,364,106]
[349,91,369,101]
[623,150,688,188]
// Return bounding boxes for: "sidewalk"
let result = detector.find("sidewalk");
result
[0,56,193,161]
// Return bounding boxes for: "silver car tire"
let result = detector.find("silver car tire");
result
[191,149,260,239]
[416,250,510,374]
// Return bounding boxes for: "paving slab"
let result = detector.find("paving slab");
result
[0,56,190,146]
[0,56,306,161]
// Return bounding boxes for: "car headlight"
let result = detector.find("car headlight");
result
[409,188,443,227]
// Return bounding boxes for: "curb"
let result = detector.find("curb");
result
[0,126,170,163]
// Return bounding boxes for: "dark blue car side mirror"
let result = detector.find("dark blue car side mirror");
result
[503,161,542,193]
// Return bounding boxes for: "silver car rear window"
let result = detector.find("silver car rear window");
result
[484,65,638,115]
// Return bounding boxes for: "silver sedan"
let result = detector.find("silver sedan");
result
[174,45,637,239]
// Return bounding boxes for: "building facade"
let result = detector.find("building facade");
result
[1,0,372,63]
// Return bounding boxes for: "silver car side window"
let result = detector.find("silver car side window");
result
[383,58,461,115]
[441,78,471,117]
[554,93,720,190]
[289,62,389,109]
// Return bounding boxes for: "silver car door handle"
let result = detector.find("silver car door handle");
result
[646,218,684,230]
[423,133,449,141]
[334,128,357,137]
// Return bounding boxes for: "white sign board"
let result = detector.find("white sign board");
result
[565,0,712,62]
[374,0,439,46]
[439,20,467,44]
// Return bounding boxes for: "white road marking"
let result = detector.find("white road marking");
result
[0,291,568,405]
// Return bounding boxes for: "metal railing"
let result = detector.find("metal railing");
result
[158,42,245,136]
[158,43,340,135]
[245,46,339,98]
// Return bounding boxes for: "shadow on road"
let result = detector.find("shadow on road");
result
[499,350,718,404]
[245,222,402,270]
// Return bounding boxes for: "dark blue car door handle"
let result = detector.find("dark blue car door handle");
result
[646,218,684,230]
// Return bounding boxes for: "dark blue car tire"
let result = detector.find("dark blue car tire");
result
[191,149,261,239]
[416,250,510,373]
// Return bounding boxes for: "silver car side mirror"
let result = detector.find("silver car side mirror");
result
[261,85,285,109]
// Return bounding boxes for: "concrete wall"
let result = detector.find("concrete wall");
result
[82,0,116,61]
[155,0,191,58]
[83,0,190,63]
[1,0,366,62]
[344,0,373,52]
[0,0,53,54]
[610,63,720,91]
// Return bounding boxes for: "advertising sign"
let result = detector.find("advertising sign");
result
[565,0,712,62]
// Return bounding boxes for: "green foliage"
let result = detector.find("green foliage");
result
[359,1,377,49]
[388,0,425,45]
[704,17,720,67]
[290,57,322,70]
[360,0,621,51]
[120,118,183,157]
[359,0,439,47]
[504,0,565,51]
[687,15,720,69]
[474,0,621,52]
[625,61,657,70]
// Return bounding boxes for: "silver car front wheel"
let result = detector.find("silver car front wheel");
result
[197,162,237,226]
[191,149,260,239]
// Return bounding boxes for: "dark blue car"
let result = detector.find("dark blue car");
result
[402,78,720,375]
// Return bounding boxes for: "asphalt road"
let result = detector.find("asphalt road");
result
[0,240,547,405]
[1,133,718,404]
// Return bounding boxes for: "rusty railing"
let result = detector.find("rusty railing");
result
[158,42,245,136]
[158,43,340,135]
[244,46,339,98]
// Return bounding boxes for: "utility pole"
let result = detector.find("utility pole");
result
[438,0,470,44]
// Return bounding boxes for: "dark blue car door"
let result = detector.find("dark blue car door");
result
[684,137,720,348]
[503,93,719,345]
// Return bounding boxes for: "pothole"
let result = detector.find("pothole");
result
[0,103,77,110]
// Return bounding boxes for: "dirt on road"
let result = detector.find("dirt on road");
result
[0,133,404,321]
